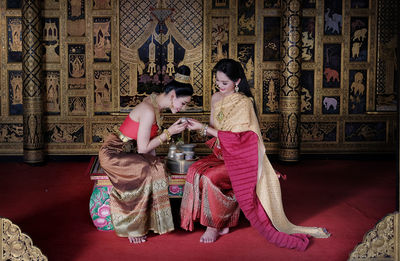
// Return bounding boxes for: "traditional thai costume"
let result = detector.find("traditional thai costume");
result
[99,114,174,238]
[180,92,328,251]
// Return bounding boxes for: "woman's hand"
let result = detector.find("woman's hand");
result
[186,118,204,131]
[167,119,188,135]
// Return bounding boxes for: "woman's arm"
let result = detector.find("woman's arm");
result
[136,105,159,154]
[136,104,188,154]
[187,93,221,138]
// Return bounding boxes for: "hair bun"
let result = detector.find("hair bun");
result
[176,65,191,77]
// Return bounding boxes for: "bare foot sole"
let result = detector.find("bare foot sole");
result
[128,235,147,244]
[200,227,230,243]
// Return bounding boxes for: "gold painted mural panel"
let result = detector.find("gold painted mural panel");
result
[0,0,397,155]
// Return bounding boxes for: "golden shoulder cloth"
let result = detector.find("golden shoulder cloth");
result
[213,93,327,238]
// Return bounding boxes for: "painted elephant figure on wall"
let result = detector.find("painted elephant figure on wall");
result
[324,68,339,82]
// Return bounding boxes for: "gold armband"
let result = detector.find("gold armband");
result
[163,129,171,144]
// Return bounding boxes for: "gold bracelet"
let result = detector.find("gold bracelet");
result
[158,135,163,145]
[163,129,171,144]
[199,124,205,136]
[203,124,209,137]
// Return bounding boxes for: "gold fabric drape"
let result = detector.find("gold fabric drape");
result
[214,93,327,237]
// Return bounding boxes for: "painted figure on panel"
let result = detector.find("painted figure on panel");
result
[349,71,366,114]
[43,18,60,63]
[300,70,314,114]
[260,122,279,143]
[69,97,86,115]
[94,18,111,62]
[94,71,112,113]
[92,124,120,143]
[211,18,229,62]
[324,0,342,36]
[263,17,280,61]
[262,70,279,113]
[238,44,255,89]
[301,123,336,142]
[345,123,386,142]
[238,0,255,35]
[10,73,22,105]
[46,124,84,143]
[180,59,330,250]
[45,71,60,114]
[7,17,22,62]
[68,45,86,89]
[0,124,23,143]
[9,71,23,115]
[99,66,193,244]
[323,44,341,88]
[322,96,340,114]
[350,18,368,61]
[302,17,315,61]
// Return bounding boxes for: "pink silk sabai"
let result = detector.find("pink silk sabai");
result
[218,131,309,251]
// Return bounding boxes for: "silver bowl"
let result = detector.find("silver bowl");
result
[180,143,196,152]
[166,157,198,174]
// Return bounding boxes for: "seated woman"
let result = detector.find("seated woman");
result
[99,65,193,244]
[180,59,330,250]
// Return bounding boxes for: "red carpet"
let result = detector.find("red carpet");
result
[0,156,396,261]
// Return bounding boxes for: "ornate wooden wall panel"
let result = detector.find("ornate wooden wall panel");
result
[0,0,397,155]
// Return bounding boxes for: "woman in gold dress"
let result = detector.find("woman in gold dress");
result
[180,59,330,250]
[99,65,193,244]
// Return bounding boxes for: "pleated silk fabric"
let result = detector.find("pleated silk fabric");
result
[180,138,240,231]
[181,92,327,250]
[218,131,309,251]
[99,134,174,238]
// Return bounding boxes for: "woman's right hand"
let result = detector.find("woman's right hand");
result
[167,119,188,135]
[186,118,204,131]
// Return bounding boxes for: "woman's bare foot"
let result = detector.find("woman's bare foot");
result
[128,235,147,244]
[200,227,229,243]
[312,227,331,238]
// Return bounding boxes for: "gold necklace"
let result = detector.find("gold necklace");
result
[149,93,163,132]
[216,94,235,126]
[216,97,225,123]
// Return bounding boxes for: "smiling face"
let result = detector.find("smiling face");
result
[215,71,240,96]
[170,95,191,113]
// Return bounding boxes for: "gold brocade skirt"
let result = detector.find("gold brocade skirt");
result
[98,134,174,237]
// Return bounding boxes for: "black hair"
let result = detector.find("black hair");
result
[213,58,259,117]
[212,59,253,98]
[164,65,194,97]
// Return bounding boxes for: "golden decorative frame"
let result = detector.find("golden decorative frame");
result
[349,212,399,260]
[0,218,47,261]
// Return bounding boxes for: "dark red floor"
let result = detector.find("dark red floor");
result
[0,156,397,261]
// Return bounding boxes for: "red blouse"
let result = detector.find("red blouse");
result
[119,115,159,140]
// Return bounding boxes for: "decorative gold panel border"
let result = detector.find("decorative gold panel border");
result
[349,212,399,261]
[1,218,47,260]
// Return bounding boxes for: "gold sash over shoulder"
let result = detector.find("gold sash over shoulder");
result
[213,93,329,238]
